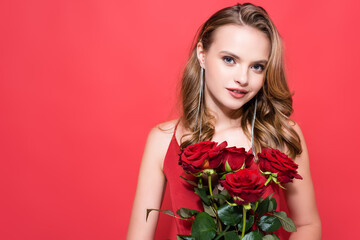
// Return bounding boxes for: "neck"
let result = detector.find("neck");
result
[206,102,244,132]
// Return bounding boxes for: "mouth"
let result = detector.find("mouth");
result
[226,88,248,94]
[226,88,248,99]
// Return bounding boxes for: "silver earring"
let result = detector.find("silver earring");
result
[194,67,204,141]
[251,97,258,161]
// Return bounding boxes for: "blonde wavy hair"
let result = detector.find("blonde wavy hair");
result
[179,3,302,159]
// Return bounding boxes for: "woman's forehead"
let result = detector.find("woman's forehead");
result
[209,24,271,60]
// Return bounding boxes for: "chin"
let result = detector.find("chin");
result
[223,103,246,112]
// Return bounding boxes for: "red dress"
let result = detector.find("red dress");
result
[156,122,291,239]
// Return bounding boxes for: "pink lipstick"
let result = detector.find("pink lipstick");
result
[226,88,248,99]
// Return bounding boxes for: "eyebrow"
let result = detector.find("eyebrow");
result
[219,50,268,64]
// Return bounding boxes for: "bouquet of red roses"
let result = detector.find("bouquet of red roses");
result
[148,141,302,240]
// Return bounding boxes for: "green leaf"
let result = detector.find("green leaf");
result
[272,233,280,240]
[195,187,211,205]
[214,189,231,206]
[180,176,198,187]
[262,233,280,240]
[268,198,277,212]
[209,193,227,200]
[262,235,274,240]
[258,216,281,232]
[213,226,231,240]
[177,235,195,240]
[224,231,238,240]
[273,211,297,232]
[242,230,264,240]
[237,215,254,233]
[251,201,259,212]
[218,204,242,226]
[191,212,217,240]
[219,189,231,198]
[203,202,216,218]
[146,209,175,221]
[256,197,270,217]
[219,189,231,206]
[176,208,200,219]
[262,235,275,240]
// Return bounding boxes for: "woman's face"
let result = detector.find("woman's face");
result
[197,24,271,116]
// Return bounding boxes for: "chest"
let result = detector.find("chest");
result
[175,123,252,151]
[211,127,252,151]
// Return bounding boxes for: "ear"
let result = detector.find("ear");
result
[196,41,206,69]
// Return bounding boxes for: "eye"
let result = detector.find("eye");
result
[222,56,235,64]
[252,64,265,72]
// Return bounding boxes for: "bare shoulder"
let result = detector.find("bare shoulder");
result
[284,118,308,161]
[148,119,179,143]
[144,119,179,169]
[287,118,308,147]
[287,118,304,140]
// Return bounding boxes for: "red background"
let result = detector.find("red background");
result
[0,0,359,239]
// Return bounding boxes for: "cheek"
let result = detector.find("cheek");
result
[204,68,222,88]
[205,62,220,79]
[251,76,264,91]
[205,56,232,78]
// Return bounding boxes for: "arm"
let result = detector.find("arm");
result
[285,121,322,239]
[127,123,173,240]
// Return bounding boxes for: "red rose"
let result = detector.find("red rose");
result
[257,148,303,184]
[179,141,227,174]
[220,169,267,205]
[221,147,254,172]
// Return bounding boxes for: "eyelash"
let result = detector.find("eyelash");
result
[222,56,265,72]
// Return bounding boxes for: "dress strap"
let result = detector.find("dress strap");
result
[174,119,180,135]
[171,119,181,148]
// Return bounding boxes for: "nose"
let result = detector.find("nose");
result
[234,65,249,85]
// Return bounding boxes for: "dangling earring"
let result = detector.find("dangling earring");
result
[251,97,258,161]
[194,67,204,141]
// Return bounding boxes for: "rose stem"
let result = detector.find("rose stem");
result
[207,175,218,209]
[208,174,213,196]
[208,174,221,231]
[241,206,246,239]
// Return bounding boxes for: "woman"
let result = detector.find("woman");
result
[127,3,321,239]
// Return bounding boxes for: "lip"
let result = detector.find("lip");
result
[226,88,248,99]
[226,88,249,94]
